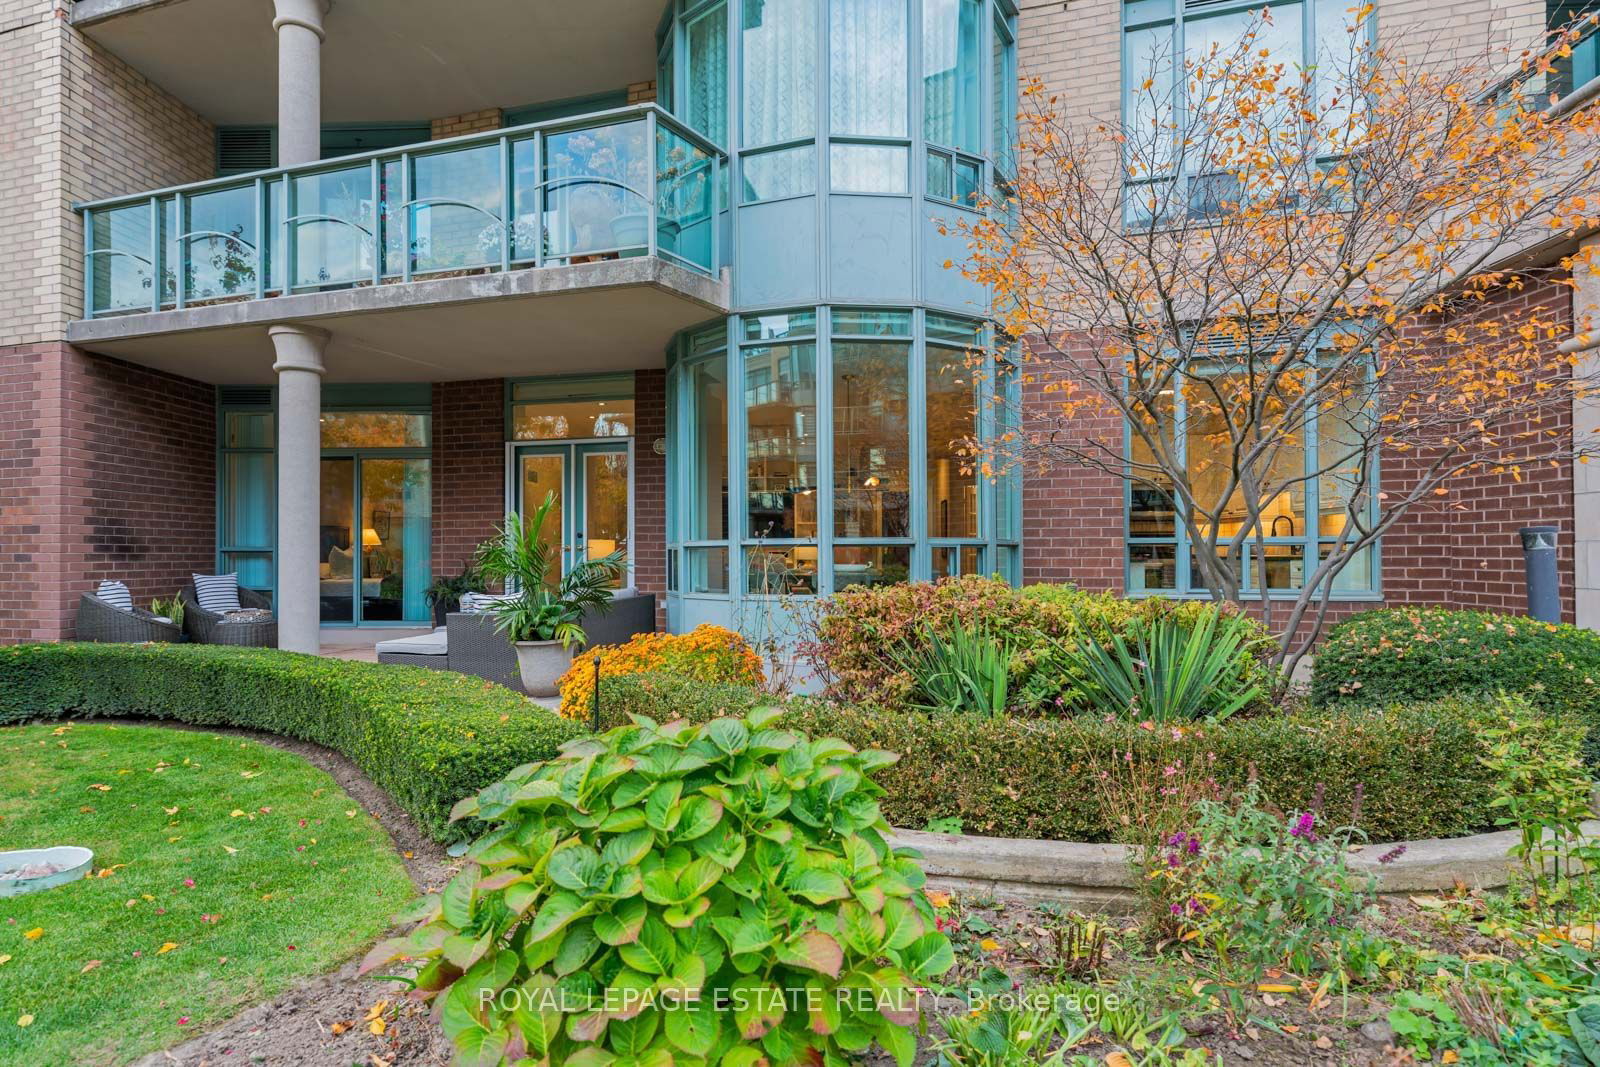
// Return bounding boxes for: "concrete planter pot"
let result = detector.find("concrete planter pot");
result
[513,639,572,697]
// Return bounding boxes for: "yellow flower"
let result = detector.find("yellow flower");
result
[979,938,1001,952]
[927,891,952,910]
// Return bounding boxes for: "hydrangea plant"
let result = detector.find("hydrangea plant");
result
[364,705,954,1067]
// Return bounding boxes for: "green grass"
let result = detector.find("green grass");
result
[0,722,415,1066]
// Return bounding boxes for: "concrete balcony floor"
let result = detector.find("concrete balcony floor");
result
[66,257,730,385]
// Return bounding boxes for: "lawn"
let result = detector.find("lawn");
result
[0,722,415,1066]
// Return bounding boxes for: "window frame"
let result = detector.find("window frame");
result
[1121,345,1383,600]
[1118,0,1377,228]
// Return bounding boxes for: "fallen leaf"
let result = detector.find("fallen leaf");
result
[164,806,179,815]
[928,891,952,909]
[1409,895,1448,910]
[80,960,102,974]
[369,1018,387,1036]
[979,938,1001,952]
[330,1020,351,1036]
[402,851,414,860]
[23,928,43,941]
[1283,1025,1301,1034]
[1314,1035,1333,1050]
[87,784,111,792]
[0,955,11,966]
[240,771,261,778]
[156,942,178,955]
[16,1014,33,1028]
[365,1000,389,1021]
[221,845,237,855]
[229,809,246,818]
[1104,1054,1133,1067]
[1257,983,1297,993]
[345,809,358,818]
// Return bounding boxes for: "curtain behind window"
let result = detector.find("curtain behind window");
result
[830,0,907,136]
[742,0,818,146]
[923,0,981,152]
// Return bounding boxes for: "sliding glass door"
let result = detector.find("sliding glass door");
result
[318,454,431,623]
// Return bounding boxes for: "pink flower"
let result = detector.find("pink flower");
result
[177,1016,189,1026]
[182,878,195,888]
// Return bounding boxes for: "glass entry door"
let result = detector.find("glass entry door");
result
[514,443,631,586]
[318,455,432,623]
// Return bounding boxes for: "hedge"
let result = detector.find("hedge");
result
[0,642,584,842]
[598,672,1500,843]
[1310,607,1600,764]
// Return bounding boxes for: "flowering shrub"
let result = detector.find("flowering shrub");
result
[372,705,954,1067]
[805,577,1271,713]
[1145,783,1378,981]
[1311,607,1600,764]
[557,624,765,717]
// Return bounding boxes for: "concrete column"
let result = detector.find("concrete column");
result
[1571,237,1600,630]
[269,323,330,654]
[272,0,330,166]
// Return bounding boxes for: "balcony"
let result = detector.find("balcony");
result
[67,106,730,384]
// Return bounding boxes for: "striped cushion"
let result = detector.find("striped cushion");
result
[459,592,515,614]
[191,573,242,614]
[96,580,133,613]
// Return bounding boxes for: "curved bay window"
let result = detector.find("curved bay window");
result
[667,307,1018,612]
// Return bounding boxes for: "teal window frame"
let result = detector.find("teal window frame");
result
[666,307,1018,601]
[1121,347,1382,600]
[1119,0,1377,228]
[216,394,278,601]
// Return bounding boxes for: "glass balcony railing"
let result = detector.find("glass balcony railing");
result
[78,105,726,319]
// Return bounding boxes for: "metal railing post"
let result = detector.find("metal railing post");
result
[173,192,186,310]
[499,136,512,274]
[370,159,383,287]
[148,197,161,312]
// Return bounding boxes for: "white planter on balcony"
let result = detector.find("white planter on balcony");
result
[611,213,649,250]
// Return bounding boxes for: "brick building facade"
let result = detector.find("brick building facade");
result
[0,0,1594,648]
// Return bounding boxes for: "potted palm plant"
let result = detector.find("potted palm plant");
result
[474,492,625,696]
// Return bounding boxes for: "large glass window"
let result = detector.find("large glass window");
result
[991,11,1016,172]
[926,333,980,540]
[1120,0,1372,225]
[670,310,1012,601]
[830,0,908,137]
[742,0,817,146]
[832,338,911,539]
[743,314,819,540]
[686,3,729,144]
[511,375,636,440]
[1125,359,1376,596]
[924,0,983,153]
[219,407,275,599]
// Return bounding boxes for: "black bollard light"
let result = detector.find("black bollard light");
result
[1519,525,1560,624]
[590,653,602,732]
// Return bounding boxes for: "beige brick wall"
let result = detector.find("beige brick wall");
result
[0,0,212,345]
[431,108,503,140]
[1021,0,1550,122]
[626,80,657,104]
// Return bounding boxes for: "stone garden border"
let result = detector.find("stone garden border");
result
[889,820,1600,913]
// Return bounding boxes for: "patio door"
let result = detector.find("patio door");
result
[318,454,432,624]
[513,442,632,586]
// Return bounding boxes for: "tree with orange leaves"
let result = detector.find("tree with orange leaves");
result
[957,5,1600,676]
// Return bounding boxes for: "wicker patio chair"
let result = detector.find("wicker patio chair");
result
[75,594,182,643]
[180,582,279,647]
[444,592,658,692]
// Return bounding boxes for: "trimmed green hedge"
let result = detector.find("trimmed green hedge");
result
[0,643,584,842]
[1310,607,1600,764]
[599,672,1500,843]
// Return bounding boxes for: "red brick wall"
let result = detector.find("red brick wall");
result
[1018,278,1578,630]
[0,342,214,643]
[633,369,668,627]
[431,379,506,583]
